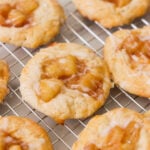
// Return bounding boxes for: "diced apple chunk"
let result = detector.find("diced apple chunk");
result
[103,126,124,146]
[91,67,104,80]
[17,0,38,14]
[122,122,140,149]
[59,55,77,77]
[0,4,11,17]
[79,73,100,92]
[44,63,62,78]
[42,55,77,79]
[39,79,62,102]
[8,9,26,27]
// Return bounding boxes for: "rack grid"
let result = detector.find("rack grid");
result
[0,1,150,149]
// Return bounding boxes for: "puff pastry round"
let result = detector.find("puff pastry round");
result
[0,116,53,150]
[20,43,112,123]
[72,0,149,28]
[0,60,9,102]
[72,108,150,150]
[104,26,150,98]
[0,0,65,48]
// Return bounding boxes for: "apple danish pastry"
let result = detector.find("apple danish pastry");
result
[0,116,53,150]
[72,108,150,150]
[20,43,112,123]
[0,0,65,48]
[104,26,150,98]
[72,0,149,28]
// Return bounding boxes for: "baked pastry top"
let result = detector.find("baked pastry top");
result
[0,116,53,150]
[72,0,149,28]
[0,60,9,102]
[104,26,150,98]
[0,0,65,48]
[72,108,150,150]
[20,43,112,123]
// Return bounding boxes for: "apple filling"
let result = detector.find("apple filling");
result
[39,55,104,102]
[0,0,38,27]
[120,32,150,68]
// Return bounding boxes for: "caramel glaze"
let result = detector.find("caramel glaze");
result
[61,61,103,99]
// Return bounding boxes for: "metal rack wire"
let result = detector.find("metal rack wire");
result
[0,1,150,149]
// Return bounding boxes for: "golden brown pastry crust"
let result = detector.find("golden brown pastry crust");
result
[72,108,150,150]
[144,110,150,118]
[104,26,150,98]
[0,60,9,102]
[0,116,53,150]
[20,43,112,123]
[0,0,65,48]
[72,0,150,28]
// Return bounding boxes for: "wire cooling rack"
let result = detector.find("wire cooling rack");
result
[0,1,150,149]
